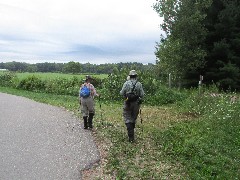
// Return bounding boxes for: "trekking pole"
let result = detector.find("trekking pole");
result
[78,97,81,113]
[139,108,143,136]
[99,95,103,125]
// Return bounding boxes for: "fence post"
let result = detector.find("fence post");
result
[169,73,171,88]
[199,75,203,95]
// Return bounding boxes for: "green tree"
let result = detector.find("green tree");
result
[4,62,17,71]
[26,64,37,72]
[63,61,82,74]
[154,0,240,90]
[154,0,212,87]
[203,0,240,90]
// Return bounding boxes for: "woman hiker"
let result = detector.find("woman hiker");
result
[79,75,99,129]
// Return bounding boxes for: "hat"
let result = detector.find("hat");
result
[85,75,93,81]
[129,70,137,76]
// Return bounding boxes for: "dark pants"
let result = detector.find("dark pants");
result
[123,101,140,124]
[126,122,135,142]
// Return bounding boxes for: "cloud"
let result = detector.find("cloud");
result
[0,0,162,64]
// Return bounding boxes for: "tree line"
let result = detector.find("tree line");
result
[0,61,154,74]
[1,0,240,91]
[154,0,240,91]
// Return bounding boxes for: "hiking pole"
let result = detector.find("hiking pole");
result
[99,95,103,125]
[78,96,81,113]
[139,108,143,136]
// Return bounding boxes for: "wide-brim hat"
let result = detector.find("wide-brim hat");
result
[129,70,137,76]
[84,75,93,81]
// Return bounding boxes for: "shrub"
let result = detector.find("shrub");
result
[17,75,45,92]
[45,77,80,96]
[0,72,17,87]
[145,86,188,106]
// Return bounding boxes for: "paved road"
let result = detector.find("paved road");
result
[0,93,100,180]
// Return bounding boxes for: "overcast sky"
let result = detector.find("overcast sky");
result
[0,0,162,64]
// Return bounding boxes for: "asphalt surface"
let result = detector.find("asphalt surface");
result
[0,92,100,180]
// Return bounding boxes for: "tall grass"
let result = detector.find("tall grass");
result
[157,92,240,179]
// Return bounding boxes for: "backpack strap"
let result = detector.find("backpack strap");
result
[131,81,138,93]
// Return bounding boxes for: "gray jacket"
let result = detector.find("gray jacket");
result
[120,79,144,98]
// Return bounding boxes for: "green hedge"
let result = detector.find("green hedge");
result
[0,71,188,106]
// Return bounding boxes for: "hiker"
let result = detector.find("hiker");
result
[120,70,144,142]
[79,75,99,129]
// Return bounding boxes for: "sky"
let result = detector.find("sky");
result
[0,0,162,64]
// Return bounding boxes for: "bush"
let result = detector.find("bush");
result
[0,72,17,87]
[44,76,80,96]
[145,86,188,106]
[101,74,124,101]
[0,71,192,106]
[99,68,188,105]
[17,75,45,92]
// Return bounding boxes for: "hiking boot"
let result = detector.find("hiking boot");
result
[129,136,134,143]
[88,113,94,129]
[83,116,88,129]
[126,123,135,142]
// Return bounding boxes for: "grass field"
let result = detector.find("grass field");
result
[0,71,108,80]
[14,72,108,80]
[0,70,9,74]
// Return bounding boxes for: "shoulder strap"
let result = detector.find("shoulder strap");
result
[83,83,90,88]
[131,81,138,92]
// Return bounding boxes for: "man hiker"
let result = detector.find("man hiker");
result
[79,75,99,129]
[120,70,144,142]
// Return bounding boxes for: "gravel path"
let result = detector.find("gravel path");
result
[0,92,100,180]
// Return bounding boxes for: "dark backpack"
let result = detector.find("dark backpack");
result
[125,81,139,102]
[80,85,90,98]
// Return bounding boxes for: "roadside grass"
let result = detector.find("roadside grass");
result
[1,87,239,179]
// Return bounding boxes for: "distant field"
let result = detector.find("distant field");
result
[0,70,9,74]
[1,72,108,80]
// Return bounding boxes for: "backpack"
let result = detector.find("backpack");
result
[125,81,139,102]
[80,85,90,98]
